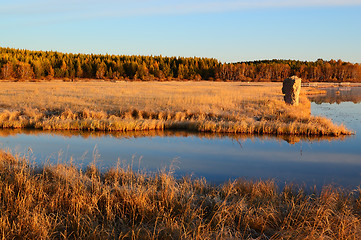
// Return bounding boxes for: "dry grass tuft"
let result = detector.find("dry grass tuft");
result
[0,151,360,239]
[0,81,352,135]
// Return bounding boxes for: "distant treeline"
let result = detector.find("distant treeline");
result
[1,47,360,82]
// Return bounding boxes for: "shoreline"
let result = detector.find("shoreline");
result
[0,99,352,136]
[0,127,349,144]
[0,151,360,239]
[0,81,353,136]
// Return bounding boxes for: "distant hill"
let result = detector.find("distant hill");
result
[1,47,360,82]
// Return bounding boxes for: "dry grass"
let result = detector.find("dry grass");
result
[0,81,352,135]
[0,150,360,239]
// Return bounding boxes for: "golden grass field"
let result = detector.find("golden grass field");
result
[0,151,360,239]
[0,81,351,135]
[0,81,359,239]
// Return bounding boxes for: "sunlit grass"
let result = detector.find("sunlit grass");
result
[0,81,352,135]
[0,151,360,239]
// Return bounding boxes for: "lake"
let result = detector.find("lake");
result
[1,87,361,189]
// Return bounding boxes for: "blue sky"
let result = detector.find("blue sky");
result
[1,0,361,63]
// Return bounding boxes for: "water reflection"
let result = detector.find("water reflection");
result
[0,87,360,189]
[309,86,361,104]
[0,128,348,144]
[0,126,359,189]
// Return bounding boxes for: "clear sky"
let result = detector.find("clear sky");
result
[1,0,361,63]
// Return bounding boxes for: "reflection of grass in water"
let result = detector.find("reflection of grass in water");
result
[0,127,351,144]
[310,87,361,104]
[0,151,360,239]
[0,81,352,136]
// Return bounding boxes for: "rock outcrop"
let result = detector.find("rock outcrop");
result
[282,76,301,105]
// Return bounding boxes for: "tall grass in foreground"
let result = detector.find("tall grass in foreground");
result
[0,151,360,239]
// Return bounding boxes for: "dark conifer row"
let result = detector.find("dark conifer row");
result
[218,59,361,82]
[0,47,360,82]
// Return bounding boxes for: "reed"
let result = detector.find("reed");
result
[0,151,360,239]
[0,81,352,135]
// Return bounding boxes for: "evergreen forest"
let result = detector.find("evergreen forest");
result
[1,47,360,82]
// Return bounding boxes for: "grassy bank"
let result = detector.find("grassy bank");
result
[0,81,351,136]
[0,151,360,239]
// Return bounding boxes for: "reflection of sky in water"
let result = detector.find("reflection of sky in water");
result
[0,89,361,189]
[310,87,361,104]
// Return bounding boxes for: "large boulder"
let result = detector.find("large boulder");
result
[282,76,301,105]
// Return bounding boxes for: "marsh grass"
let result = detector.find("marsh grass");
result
[0,81,352,135]
[0,151,360,239]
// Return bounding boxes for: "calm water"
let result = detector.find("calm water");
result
[1,87,361,189]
